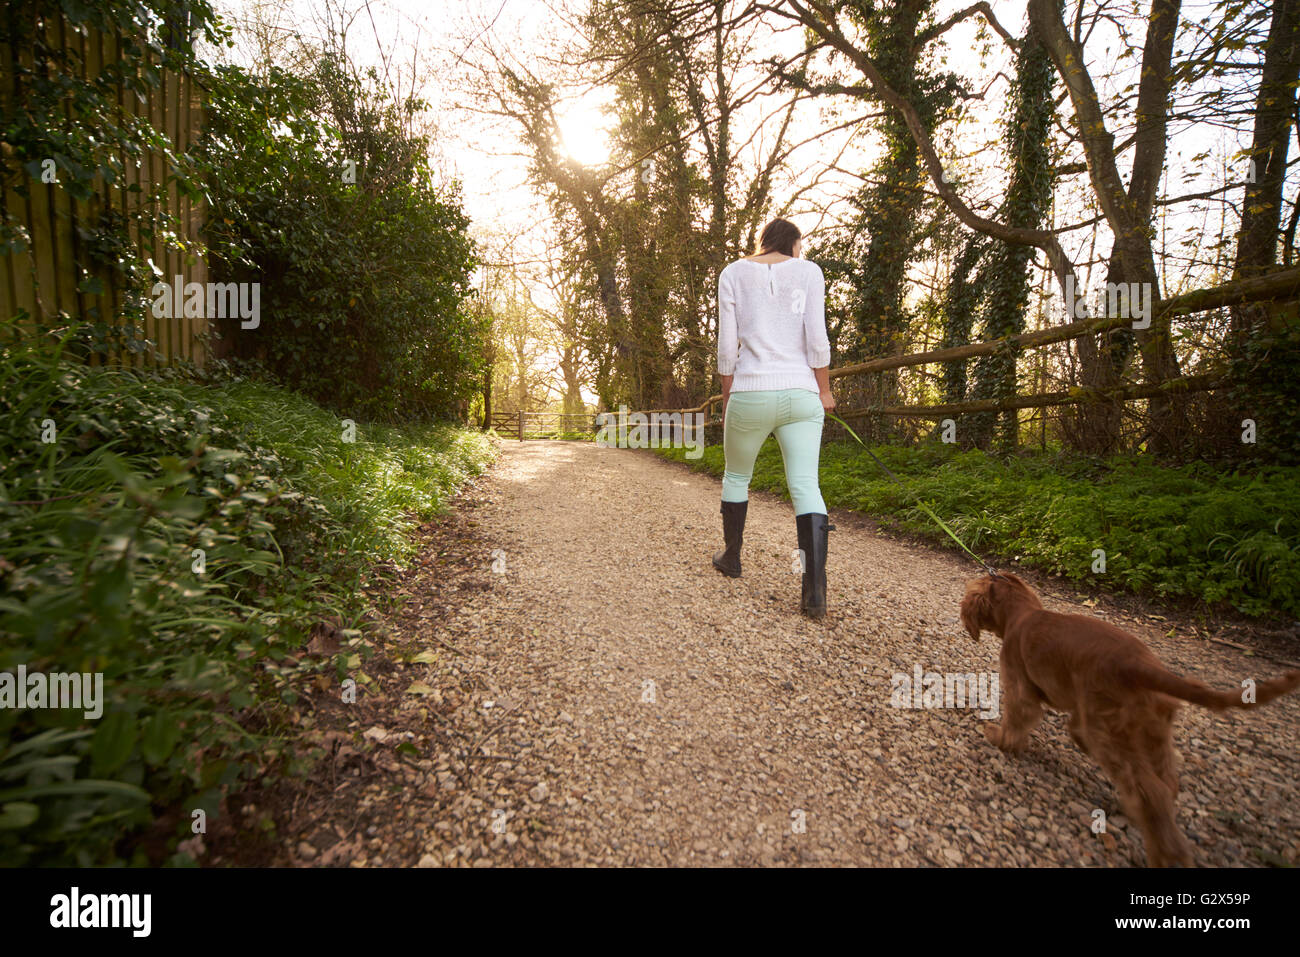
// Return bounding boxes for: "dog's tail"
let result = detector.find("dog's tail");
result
[1128,662,1300,711]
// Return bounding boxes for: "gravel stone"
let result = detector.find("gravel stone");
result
[304,442,1300,868]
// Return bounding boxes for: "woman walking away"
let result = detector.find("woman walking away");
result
[712,217,836,619]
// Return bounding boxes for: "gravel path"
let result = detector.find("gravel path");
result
[370,440,1300,867]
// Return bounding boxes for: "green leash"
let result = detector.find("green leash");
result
[824,412,1000,578]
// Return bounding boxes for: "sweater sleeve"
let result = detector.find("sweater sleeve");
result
[717,266,739,375]
[804,264,831,368]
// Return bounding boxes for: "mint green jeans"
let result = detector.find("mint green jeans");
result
[722,388,826,515]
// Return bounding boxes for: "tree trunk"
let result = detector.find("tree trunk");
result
[1232,0,1300,333]
[1037,0,1184,454]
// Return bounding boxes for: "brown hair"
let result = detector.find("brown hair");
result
[758,217,801,256]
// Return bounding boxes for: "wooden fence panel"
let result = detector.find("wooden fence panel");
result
[632,268,1300,435]
[1,14,207,367]
[147,46,168,365]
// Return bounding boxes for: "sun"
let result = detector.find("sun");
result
[555,97,611,167]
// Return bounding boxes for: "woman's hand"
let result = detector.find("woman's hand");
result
[812,367,834,413]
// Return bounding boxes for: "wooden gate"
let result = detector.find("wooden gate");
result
[489,411,598,439]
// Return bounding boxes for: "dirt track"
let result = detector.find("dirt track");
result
[273,440,1300,867]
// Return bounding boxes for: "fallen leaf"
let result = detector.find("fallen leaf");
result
[306,619,343,656]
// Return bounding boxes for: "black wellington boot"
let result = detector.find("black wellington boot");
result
[796,512,833,618]
[712,500,748,578]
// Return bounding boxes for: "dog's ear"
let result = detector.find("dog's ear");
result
[960,581,991,642]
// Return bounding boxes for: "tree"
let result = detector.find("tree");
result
[471,0,810,412]
[781,0,957,441]
[961,14,1057,451]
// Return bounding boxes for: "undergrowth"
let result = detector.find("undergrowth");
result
[0,323,495,865]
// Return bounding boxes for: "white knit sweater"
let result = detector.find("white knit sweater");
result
[717,258,831,393]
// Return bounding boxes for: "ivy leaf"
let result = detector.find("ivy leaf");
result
[0,802,40,829]
[90,711,138,776]
[89,557,133,619]
[140,712,182,766]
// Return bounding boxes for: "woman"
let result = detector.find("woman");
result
[712,217,835,619]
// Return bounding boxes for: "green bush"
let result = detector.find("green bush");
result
[656,439,1300,618]
[0,324,495,865]
[197,60,487,420]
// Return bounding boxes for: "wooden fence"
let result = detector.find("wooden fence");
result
[0,13,207,367]
[636,266,1300,433]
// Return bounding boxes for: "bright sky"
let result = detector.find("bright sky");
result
[212,0,550,228]
[212,1,997,265]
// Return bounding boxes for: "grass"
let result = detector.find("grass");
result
[214,379,495,568]
[0,323,496,865]
[654,437,1300,620]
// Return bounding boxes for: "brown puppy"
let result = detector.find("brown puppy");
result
[960,571,1300,867]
